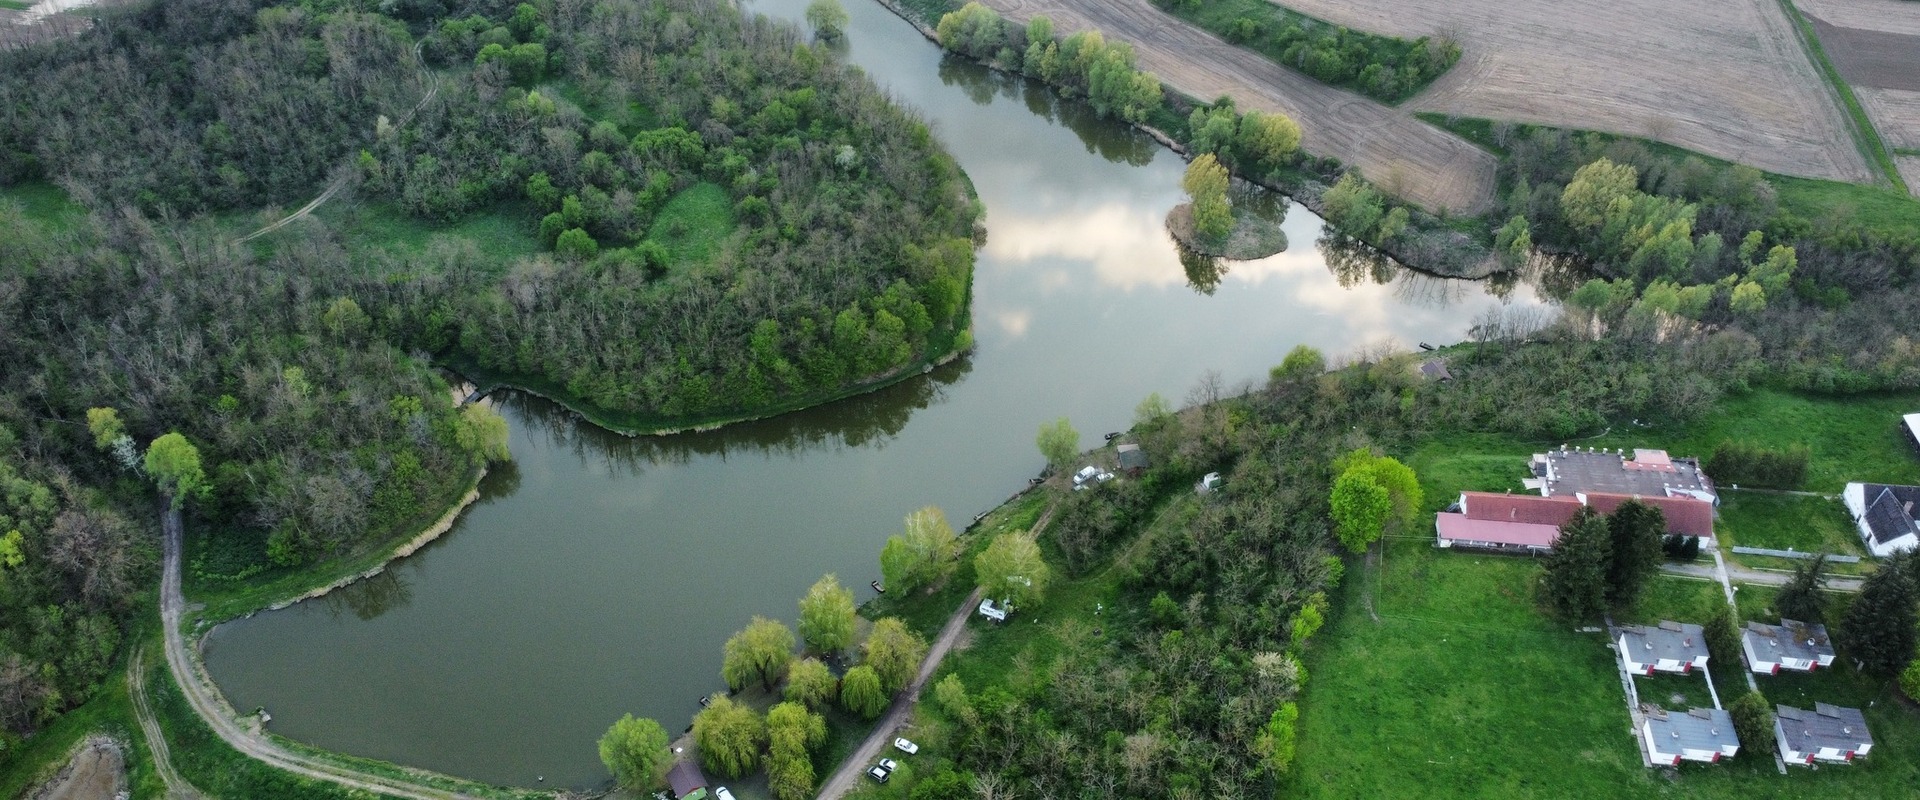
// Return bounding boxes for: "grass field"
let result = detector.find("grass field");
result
[0,1,33,11]
[1292,538,1920,798]
[644,181,736,267]
[0,181,88,231]
[313,200,542,267]
[1716,491,1872,573]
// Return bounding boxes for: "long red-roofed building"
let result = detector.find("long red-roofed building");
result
[1435,490,1714,552]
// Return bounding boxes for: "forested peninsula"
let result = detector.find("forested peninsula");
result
[0,0,977,760]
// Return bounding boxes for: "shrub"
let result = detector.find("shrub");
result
[1705,440,1809,488]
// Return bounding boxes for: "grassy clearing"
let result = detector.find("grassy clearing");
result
[1294,539,1920,797]
[313,200,541,267]
[1716,492,1871,569]
[0,638,162,800]
[644,182,736,268]
[0,181,88,231]
[1419,114,1920,238]
[1779,0,1905,192]
[0,1,32,11]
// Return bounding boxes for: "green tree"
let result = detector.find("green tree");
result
[597,714,670,790]
[1838,552,1918,675]
[974,531,1050,608]
[1603,500,1665,607]
[321,296,370,342]
[1729,692,1774,757]
[784,657,837,711]
[1328,470,1389,553]
[1901,659,1920,703]
[1133,392,1171,430]
[1182,153,1233,243]
[863,617,928,694]
[556,227,599,260]
[1541,507,1612,621]
[841,664,887,718]
[1494,215,1532,266]
[1256,702,1299,773]
[722,616,796,692]
[85,408,125,451]
[1334,450,1422,535]
[932,673,970,717]
[1271,345,1326,383]
[1036,416,1079,471]
[798,574,856,653]
[1730,280,1766,315]
[691,696,766,779]
[805,0,849,40]
[1237,110,1301,167]
[879,505,959,593]
[768,752,816,800]
[1704,604,1742,665]
[144,432,210,508]
[1320,173,1383,237]
[1774,553,1828,623]
[456,403,512,464]
[1559,158,1638,230]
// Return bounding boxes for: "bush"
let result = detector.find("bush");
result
[1901,659,1920,703]
[1705,440,1809,489]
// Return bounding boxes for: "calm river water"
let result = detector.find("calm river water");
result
[203,0,1547,789]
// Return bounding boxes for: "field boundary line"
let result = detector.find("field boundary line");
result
[1776,0,1907,191]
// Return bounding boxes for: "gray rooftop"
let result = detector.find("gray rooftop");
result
[1620,621,1708,664]
[1116,443,1148,470]
[1777,703,1872,752]
[1860,484,1920,545]
[1539,447,1714,499]
[1744,619,1834,664]
[1646,707,1739,753]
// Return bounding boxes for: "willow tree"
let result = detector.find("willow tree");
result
[1182,154,1232,243]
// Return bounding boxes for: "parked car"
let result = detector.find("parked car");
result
[715,789,737,800]
[879,757,899,772]
[866,764,891,783]
[1073,465,1100,485]
[894,737,919,755]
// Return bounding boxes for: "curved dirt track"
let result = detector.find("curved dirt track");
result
[974,0,1497,214]
[160,507,492,800]
[128,647,207,800]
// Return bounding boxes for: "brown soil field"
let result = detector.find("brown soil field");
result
[1266,0,1875,185]
[1858,88,1920,151]
[27,737,126,800]
[1808,16,1920,91]
[1899,158,1920,193]
[1795,0,1920,37]
[977,0,1498,214]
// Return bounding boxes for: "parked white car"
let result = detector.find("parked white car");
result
[715,789,737,800]
[894,737,919,755]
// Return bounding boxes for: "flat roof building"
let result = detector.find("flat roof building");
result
[1531,446,1716,503]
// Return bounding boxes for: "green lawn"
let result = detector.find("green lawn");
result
[1292,539,1920,798]
[1716,492,1872,573]
[0,181,88,232]
[644,181,736,267]
[0,1,33,12]
[310,200,541,268]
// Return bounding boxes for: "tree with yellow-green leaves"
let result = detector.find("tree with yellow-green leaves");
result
[1183,154,1233,243]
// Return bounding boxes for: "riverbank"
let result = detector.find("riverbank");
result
[188,464,489,623]
[876,0,1509,280]
[442,325,974,439]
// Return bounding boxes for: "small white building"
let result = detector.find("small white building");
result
[1618,621,1709,675]
[1742,619,1836,674]
[1642,707,1740,766]
[1776,703,1873,765]
[1842,482,1920,557]
[976,598,1007,623]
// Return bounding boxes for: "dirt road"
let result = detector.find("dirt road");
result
[128,647,206,800]
[159,506,494,800]
[813,586,983,800]
[975,0,1497,214]
[238,41,441,243]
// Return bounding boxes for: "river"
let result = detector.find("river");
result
[202,0,1547,790]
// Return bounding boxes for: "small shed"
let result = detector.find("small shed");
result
[1418,359,1453,382]
[1116,443,1149,477]
[667,760,710,800]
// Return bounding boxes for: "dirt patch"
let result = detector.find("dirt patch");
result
[1165,201,1289,260]
[1807,15,1920,91]
[1858,88,1920,150]
[1795,0,1920,37]
[1266,0,1874,184]
[28,736,126,800]
[1899,157,1920,196]
[975,0,1498,214]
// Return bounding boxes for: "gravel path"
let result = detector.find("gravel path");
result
[973,0,1497,214]
[160,506,492,800]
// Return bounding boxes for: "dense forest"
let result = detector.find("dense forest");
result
[0,0,977,761]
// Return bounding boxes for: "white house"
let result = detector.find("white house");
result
[1642,707,1739,766]
[1742,619,1836,674]
[1618,621,1709,675]
[1841,482,1920,557]
[1776,703,1873,765]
